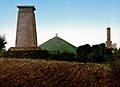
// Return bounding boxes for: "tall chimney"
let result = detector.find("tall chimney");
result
[106,27,112,49]
[15,6,38,51]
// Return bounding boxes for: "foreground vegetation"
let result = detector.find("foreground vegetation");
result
[0,34,7,51]
[0,58,120,87]
[0,34,120,86]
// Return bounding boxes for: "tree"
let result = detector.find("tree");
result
[112,50,120,60]
[76,44,91,57]
[76,43,112,63]
[91,43,112,63]
[76,44,92,62]
[0,34,7,51]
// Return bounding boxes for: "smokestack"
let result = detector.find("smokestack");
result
[106,27,112,49]
[107,27,111,41]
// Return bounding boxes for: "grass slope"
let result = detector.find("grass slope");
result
[0,58,120,87]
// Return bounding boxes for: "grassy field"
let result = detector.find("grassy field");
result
[0,58,120,87]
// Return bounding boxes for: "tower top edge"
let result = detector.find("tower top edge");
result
[17,6,36,11]
[107,27,111,30]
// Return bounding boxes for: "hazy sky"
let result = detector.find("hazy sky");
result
[0,0,120,49]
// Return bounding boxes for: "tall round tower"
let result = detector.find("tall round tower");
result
[106,27,112,49]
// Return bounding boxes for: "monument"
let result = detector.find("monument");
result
[10,6,38,51]
[106,27,112,49]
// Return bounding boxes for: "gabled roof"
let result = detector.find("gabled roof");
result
[39,35,76,54]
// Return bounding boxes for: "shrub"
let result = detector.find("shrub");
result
[48,52,75,62]
[76,43,113,63]
[110,59,120,74]
[0,50,50,59]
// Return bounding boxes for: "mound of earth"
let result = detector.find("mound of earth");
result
[0,58,120,87]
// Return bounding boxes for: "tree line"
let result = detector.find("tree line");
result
[76,43,113,63]
[0,34,120,64]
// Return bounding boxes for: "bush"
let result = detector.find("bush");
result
[0,50,75,62]
[0,50,50,59]
[76,43,113,63]
[110,59,120,74]
[48,52,75,62]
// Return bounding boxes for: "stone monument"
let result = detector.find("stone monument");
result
[106,27,112,49]
[11,6,38,51]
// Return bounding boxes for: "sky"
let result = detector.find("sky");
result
[0,0,120,49]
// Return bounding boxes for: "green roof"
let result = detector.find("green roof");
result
[39,35,76,54]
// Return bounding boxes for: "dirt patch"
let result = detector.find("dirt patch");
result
[0,58,120,87]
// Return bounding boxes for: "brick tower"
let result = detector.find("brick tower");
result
[106,27,112,49]
[15,6,37,51]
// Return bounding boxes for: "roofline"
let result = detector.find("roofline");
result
[40,36,76,48]
[17,6,36,11]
